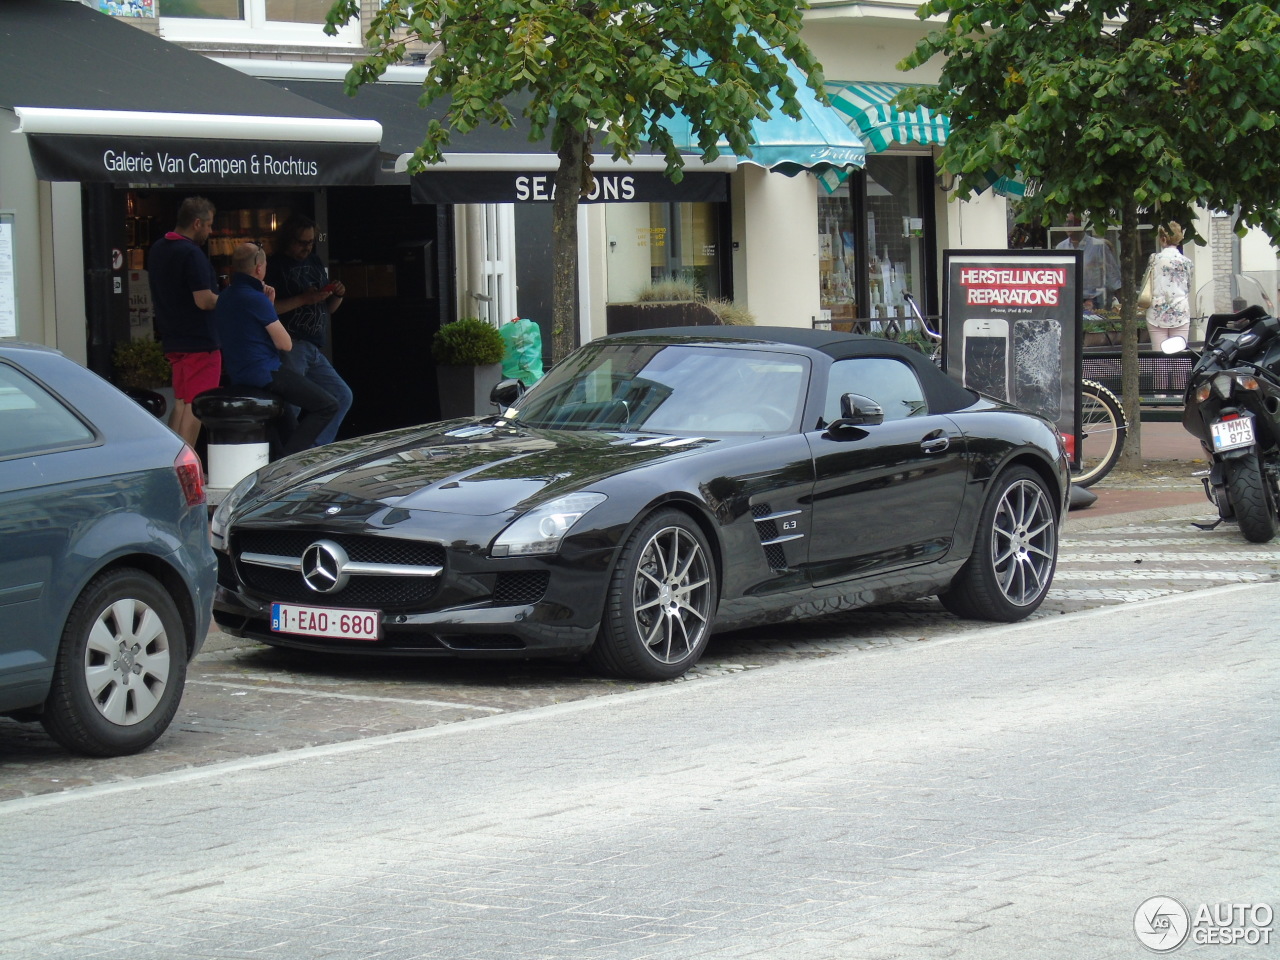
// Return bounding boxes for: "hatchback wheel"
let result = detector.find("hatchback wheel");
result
[587,509,717,680]
[41,569,189,756]
[941,466,1058,621]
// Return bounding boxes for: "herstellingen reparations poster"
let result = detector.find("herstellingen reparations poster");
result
[941,249,1083,463]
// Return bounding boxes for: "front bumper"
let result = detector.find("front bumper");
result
[212,527,616,659]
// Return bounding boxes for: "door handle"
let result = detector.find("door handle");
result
[920,436,950,453]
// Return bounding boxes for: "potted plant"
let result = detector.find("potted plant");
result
[605,278,755,333]
[112,337,171,418]
[432,317,507,419]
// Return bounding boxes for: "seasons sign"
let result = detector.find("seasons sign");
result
[411,170,729,205]
[25,134,378,186]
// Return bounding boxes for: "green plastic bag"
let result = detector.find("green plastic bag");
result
[500,318,544,386]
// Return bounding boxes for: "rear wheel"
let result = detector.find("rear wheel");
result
[41,569,189,756]
[1072,380,1126,487]
[1225,453,1278,543]
[940,466,1058,621]
[586,509,717,681]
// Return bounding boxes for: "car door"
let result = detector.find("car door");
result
[804,356,969,585]
[0,361,97,708]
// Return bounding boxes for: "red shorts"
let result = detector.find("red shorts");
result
[166,350,222,403]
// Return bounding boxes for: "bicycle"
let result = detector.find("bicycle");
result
[900,293,1127,487]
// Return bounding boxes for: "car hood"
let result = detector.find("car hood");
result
[247,419,722,517]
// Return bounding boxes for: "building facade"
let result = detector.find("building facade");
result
[3,0,1276,438]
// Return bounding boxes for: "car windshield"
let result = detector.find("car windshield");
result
[509,342,810,434]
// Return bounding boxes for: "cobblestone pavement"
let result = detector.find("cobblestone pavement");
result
[2,487,1277,802]
[1,583,1275,960]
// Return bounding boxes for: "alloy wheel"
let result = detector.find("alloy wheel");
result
[630,525,714,664]
[991,478,1057,606]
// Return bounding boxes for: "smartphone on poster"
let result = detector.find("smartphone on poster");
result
[962,317,1010,402]
[1013,319,1063,420]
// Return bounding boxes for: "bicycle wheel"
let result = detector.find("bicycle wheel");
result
[1072,380,1127,487]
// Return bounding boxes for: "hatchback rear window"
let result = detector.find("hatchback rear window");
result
[0,363,95,458]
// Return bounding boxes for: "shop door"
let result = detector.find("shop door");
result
[327,186,449,437]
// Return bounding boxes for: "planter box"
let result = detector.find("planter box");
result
[606,301,721,334]
[436,363,504,420]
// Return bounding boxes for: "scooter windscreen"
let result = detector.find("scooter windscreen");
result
[1198,274,1277,346]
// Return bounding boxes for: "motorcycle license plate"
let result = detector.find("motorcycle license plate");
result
[271,602,381,641]
[1211,416,1256,453]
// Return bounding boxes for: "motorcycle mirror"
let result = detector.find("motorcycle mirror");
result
[1160,336,1188,354]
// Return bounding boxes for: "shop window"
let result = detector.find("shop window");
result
[818,189,857,323]
[1040,212,1156,314]
[159,0,360,44]
[605,202,723,302]
[818,156,933,332]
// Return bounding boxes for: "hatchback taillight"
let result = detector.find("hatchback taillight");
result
[175,446,206,507]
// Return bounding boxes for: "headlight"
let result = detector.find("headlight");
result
[209,472,259,546]
[491,492,606,557]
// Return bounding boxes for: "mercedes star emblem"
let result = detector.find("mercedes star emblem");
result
[300,540,350,594]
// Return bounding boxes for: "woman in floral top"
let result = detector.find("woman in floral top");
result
[1144,221,1193,349]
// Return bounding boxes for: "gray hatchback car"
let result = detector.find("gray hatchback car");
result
[0,341,215,756]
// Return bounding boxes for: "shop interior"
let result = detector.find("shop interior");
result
[118,184,449,441]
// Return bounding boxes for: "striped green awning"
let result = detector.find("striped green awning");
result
[825,81,949,153]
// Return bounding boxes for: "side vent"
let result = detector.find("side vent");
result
[751,503,803,571]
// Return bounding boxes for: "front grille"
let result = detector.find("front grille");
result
[231,528,445,609]
[493,571,550,605]
[237,529,444,566]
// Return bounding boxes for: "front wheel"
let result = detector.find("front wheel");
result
[586,509,718,681]
[1072,380,1126,487]
[940,466,1058,621]
[1225,453,1278,543]
[41,569,190,756]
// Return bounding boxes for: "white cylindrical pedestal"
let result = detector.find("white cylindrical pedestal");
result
[207,441,270,492]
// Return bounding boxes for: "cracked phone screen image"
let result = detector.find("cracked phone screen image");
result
[963,321,1009,402]
[1013,319,1063,421]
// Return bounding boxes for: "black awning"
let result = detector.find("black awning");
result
[263,77,524,160]
[266,77,730,202]
[0,1,379,186]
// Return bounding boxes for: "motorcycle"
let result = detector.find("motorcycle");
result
[1172,299,1280,542]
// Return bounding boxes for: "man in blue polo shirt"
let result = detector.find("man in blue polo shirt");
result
[215,243,338,455]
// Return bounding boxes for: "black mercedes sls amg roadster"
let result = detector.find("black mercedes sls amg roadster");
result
[211,326,1069,680]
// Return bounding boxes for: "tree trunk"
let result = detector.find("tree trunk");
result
[550,123,590,364]
[1117,199,1143,471]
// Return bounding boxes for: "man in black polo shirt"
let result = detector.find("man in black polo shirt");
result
[148,196,220,448]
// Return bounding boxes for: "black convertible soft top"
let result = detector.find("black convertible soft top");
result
[607,325,978,415]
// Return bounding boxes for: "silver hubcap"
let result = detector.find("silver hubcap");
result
[632,526,712,664]
[84,598,171,726]
[992,479,1056,606]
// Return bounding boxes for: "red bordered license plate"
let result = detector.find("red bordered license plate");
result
[271,602,381,641]
[1211,415,1255,453]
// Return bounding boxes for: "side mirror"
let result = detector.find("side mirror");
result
[490,378,526,408]
[1160,336,1188,354]
[828,393,884,432]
